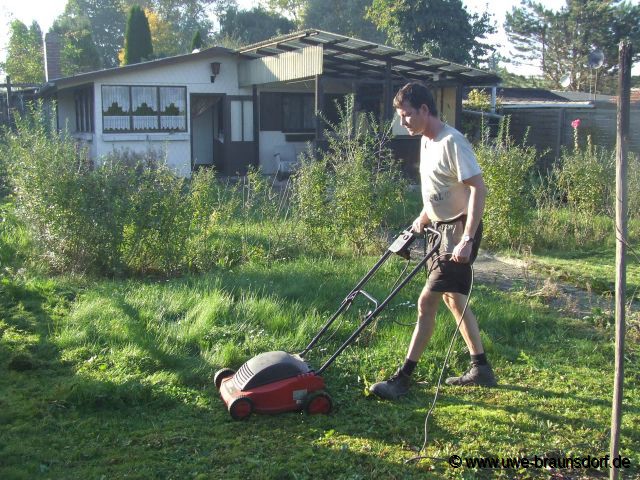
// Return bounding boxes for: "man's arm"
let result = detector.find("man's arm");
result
[451,173,487,263]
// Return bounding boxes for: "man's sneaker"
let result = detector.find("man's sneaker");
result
[445,362,497,387]
[369,368,411,400]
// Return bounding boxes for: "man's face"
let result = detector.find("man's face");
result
[395,101,428,136]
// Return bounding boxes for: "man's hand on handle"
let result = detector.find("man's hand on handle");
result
[411,211,430,234]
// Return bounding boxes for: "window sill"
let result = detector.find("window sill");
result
[102,132,189,142]
[284,133,315,142]
[72,133,94,141]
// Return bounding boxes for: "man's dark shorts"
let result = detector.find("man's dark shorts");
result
[426,215,482,296]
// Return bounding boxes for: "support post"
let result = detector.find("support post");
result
[382,61,392,122]
[315,74,324,143]
[253,85,259,168]
[5,76,12,124]
[609,40,631,480]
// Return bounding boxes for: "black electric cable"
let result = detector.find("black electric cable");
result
[405,262,474,464]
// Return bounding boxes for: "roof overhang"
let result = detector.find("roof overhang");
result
[501,102,594,109]
[38,46,236,95]
[238,29,500,87]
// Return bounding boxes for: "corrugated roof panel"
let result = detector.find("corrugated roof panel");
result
[238,29,500,85]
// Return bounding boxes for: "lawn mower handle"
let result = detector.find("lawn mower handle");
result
[300,226,441,374]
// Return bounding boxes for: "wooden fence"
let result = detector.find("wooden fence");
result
[502,105,639,171]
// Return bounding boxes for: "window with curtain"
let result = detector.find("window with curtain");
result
[102,85,186,133]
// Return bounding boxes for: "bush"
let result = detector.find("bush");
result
[120,157,189,276]
[4,105,126,274]
[475,117,537,249]
[4,105,194,276]
[553,132,615,216]
[292,96,405,254]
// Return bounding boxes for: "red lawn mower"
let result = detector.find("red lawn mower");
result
[214,226,442,420]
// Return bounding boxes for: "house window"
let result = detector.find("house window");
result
[101,85,186,133]
[230,99,253,142]
[74,86,94,133]
[282,93,315,132]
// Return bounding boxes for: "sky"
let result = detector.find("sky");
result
[0,0,638,78]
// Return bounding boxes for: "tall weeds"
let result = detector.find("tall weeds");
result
[291,95,405,254]
[533,123,640,251]
[475,117,537,250]
[2,104,298,277]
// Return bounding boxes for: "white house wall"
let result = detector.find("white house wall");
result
[55,54,250,177]
[259,132,311,175]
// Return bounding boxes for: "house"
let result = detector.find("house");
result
[39,29,500,177]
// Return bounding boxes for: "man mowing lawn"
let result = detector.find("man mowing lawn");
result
[370,82,497,400]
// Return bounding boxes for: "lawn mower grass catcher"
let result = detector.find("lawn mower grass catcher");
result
[214,226,442,420]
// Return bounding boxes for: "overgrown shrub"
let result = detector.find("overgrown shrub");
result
[475,117,537,249]
[5,105,191,275]
[120,158,189,276]
[292,96,405,254]
[532,124,640,250]
[553,132,615,216]
[4,106,130,274]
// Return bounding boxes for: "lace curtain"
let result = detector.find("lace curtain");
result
[160,87,185,113]
[102,85,186,132]
[102,86,130,113]
[160,87,186,130]
[132,87,157,113]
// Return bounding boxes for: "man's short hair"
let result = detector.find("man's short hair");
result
[393,82,438,117]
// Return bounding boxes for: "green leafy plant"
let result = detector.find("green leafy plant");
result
[553,122,615,216]
[475,117,537,249]
[292,95,405,254]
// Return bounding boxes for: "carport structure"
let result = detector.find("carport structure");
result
[238,29,501,136]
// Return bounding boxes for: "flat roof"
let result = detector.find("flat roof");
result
[238,29,500,86]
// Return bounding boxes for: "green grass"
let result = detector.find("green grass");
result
[527,250,640,301]
[1,253,639,479]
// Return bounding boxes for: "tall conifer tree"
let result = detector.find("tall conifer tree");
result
[124,5,153,65]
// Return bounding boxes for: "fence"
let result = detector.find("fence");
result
[502,105,639,170]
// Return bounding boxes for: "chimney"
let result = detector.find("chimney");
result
[44,33,62,81]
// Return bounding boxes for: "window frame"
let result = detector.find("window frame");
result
[101,85,187,133]
[74,86,94,133]
[281,93,315,133]
[229,96,254,142]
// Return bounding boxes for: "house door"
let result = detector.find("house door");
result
[225,95,258,175]
[191,94,224,171]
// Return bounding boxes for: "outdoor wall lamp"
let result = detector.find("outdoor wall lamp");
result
[210,62,221,83]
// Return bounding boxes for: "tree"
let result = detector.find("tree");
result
[1,20,45,83]
[191,30,203,51]
[57,0,128,68]
[50,15,102,76]
[124,5,154,64]
[505,0,640,92]
[219,6,296,46]
[302,0,385,43]
[122,0,221,57]
[262,0,307,28]
[143,8,176,58]
[366,0,496,66]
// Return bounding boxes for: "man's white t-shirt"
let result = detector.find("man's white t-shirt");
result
[420,124,482,222]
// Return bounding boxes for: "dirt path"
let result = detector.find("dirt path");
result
[473,250,619,318]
